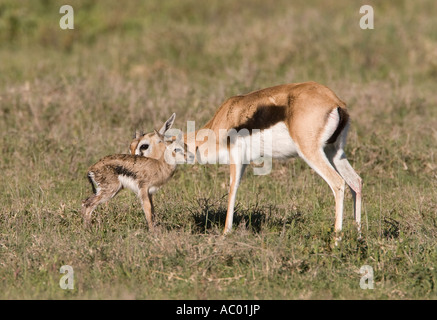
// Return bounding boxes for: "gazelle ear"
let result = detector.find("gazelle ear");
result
[158,113,176,135]
[134,130,143,139]
[154,129,164,141]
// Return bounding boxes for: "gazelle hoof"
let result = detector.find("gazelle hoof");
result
[333,234,342,247]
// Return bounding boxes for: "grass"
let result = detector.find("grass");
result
[0,0,437,299]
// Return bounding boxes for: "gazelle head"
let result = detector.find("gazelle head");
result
[129,130,144,155]
[130,113,194,164]
[163,131,195,165]
[130,113,176,158]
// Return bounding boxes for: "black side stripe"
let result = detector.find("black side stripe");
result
[113,165,137,179]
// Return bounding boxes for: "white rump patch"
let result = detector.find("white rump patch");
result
[321,108,340,145]
[88,172,101,194]
[148,186,160,195]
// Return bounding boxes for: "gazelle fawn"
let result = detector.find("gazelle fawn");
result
[184,82,362,241]
[82,114,193,230]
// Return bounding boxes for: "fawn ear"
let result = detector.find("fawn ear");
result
[134,130,144,139]
[158,113,176,135]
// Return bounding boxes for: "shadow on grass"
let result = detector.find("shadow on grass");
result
[188,196,304,234]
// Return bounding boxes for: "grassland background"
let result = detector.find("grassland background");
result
[0,0,436,299]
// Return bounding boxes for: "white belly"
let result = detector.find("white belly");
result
[239,121,298,162]
[118,175,140,195]
[196,121,299,165]
[118,176,160,195]
[264,121,298,159]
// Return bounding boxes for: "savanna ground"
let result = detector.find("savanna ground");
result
[0,0,436,300]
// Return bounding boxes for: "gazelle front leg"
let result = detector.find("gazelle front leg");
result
[140,190,155,231]
[223,160,247,235]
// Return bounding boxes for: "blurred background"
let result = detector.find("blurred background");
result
[1,0,436,134]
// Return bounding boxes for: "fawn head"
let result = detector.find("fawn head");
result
[130,113,194,164]
[130,113,176,159]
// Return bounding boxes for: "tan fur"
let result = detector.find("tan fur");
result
[129,130,144,155]
[183,81,362,239]
[188,82,345,145]
[82,114,192,230]
[131,113,177,159]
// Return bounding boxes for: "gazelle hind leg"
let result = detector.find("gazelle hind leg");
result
[82,195,98,225]
[325,124,363,235]
[325,145,362,235]
[82,192,108,225]
[81,185,122,226]
[298,146,346,240]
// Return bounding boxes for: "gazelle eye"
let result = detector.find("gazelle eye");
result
[140,144,149,151]
[175,148,183,154]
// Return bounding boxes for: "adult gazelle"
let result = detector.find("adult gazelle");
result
[184,82,362,240]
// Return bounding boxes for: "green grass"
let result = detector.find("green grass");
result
[1,0,437,299]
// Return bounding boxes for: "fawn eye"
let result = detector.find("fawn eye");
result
[140,144,149,151]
